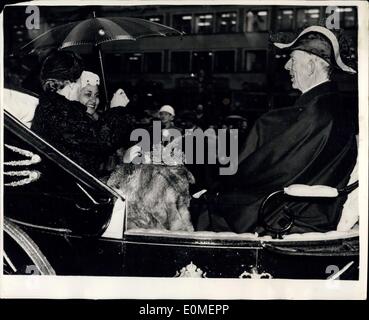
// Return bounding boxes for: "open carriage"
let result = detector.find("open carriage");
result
[3,88,359,279]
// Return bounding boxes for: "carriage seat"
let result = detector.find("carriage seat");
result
[3,88,38,128]
[337,159,358,231]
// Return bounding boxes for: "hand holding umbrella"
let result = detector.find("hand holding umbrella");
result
[110,88,130,108]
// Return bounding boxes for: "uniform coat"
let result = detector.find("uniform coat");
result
[199,81,357,234]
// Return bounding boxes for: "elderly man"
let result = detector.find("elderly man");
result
[196,26,357,235]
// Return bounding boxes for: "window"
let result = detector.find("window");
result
[124,53,142,73]
[144,52,162,73]
[216,12,237,33]
[171,52,190,73]
[296,8,320,29]
[214,51,235,73]
[192,51,213,73]
[275,9,294,31]
[194,13,214,34]
[172,14,192,34]
[245,10,268,32]
[146,16,163,24]
[337,7,357,28]
[105,54,123,74]
[244,51,266,72]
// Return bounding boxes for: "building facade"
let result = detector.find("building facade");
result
[4,5,358,117]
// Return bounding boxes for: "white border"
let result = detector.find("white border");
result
[0,0,4,282]
[0,0,368,300]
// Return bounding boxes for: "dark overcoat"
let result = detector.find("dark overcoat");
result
[200,81,357,234]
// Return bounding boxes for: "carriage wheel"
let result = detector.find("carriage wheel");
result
[3,218,56,275]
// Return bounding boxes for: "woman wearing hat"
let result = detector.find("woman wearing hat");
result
[31,51,133,176]
[197,26,357,235]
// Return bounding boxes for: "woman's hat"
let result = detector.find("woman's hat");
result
[79,71,100,88]
[40,51,83,82]
[273,26,356,74]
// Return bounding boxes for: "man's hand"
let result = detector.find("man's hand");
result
[110,88,130,108]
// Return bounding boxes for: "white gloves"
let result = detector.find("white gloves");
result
[110,88,130,108]
[123,145,142,163]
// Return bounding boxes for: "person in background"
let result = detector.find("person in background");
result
[239,118,249,144]
[31,51,133,177]
[180,111,199,131]
[194,104,206,129]
[159,105,177,129]
[158,104,182,146]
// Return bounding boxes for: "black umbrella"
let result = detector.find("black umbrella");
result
[19,12,183,103]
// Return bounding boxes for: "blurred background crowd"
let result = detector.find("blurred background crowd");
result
[4,4,358,136]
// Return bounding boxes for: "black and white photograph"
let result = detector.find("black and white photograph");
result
[0,0,367,299]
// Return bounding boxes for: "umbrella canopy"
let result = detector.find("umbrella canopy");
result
[18,15,183,104]
[20,16,183,55]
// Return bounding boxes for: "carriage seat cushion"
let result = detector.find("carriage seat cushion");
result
[3,88,38,128]
[337,159,359,231]
[126,226,359,242]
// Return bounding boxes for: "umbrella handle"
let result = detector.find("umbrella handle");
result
[97,47,109,110]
